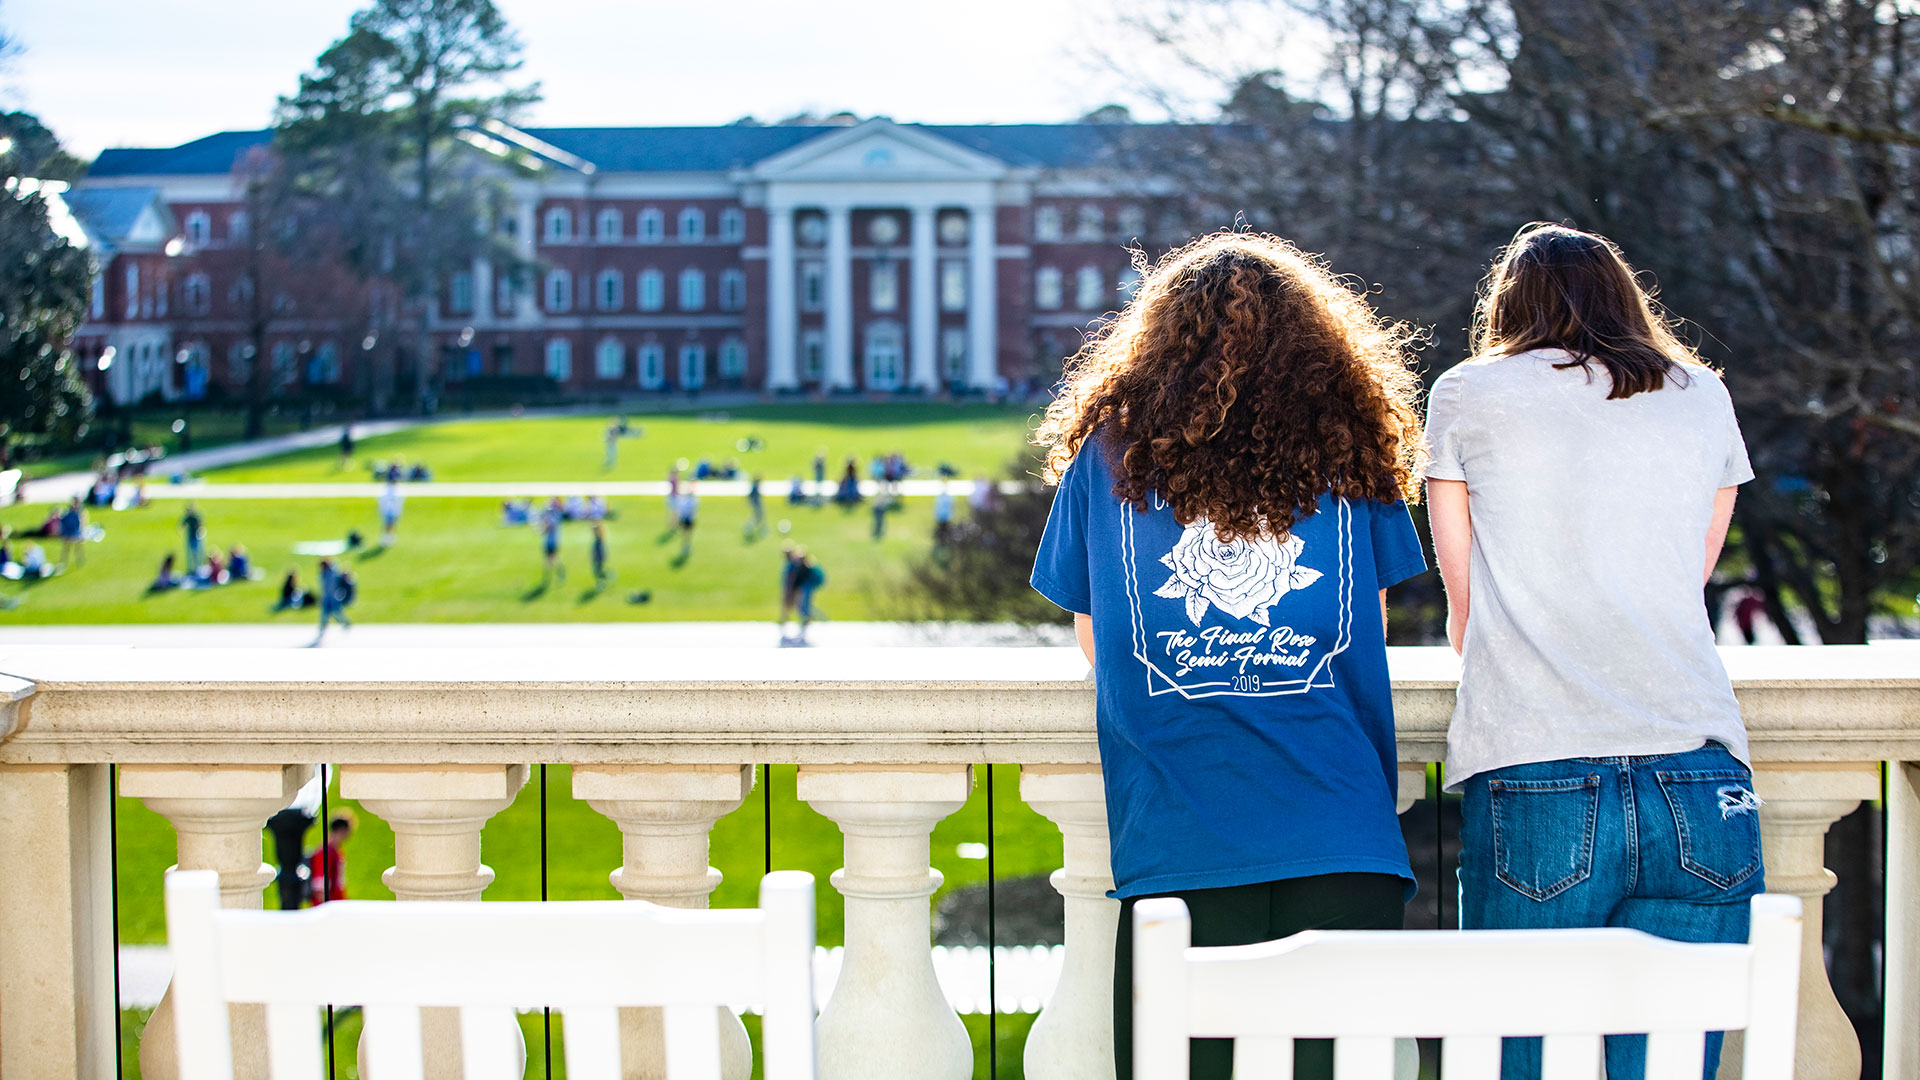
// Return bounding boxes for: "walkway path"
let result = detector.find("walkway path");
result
[22,418,423,505]
[0,621,1073,649]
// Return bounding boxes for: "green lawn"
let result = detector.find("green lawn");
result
[113,763,1059,1079]
[0,494,943,623]
[207,403,1037,484]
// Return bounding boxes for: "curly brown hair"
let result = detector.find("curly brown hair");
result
[1036,231,1426,542]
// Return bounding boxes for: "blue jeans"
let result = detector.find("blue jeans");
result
[1458,743,1765,1080]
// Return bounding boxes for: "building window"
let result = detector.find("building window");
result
[718,337,747,379]
[1034,266,1063,310]
[496,267,519,314]
[638,208,664,243]
[798,214,826,247]
[800,330,825,382]
[868,214,901,246]
[153,274,169,316]
[1033,206,1062,243]
[597,208,622,242]
[229,342,255,383]
[545,269,572,313]
[864,322,903,391]
[678,268,705,311]
[228,211,249,243]
[271,341,298,385]
[870,262,899,312]
[595,338,624,379]
[719,208,745,242]
[1076,266,1105,311]
[185,211,210,248]
[939,261,967,311]
[1117,205,1146,240]
[230,275,254,308]
[91,276,105,319]
[597,269,623,312]
[308,342,340,385]
[678,207,705,242]
[493,343,515,375]
[449,272,474,314]
[545,337,573,381]
[939,212,968,245]
[637,343,665,388]
[638,269,664,311]
[124,264,140,319]
[800,261,824,311]
[545,207,572,242]
[1076,204,1103,241]
[678,342,706,388]
[940,328,968,383]
[719,269,747,311]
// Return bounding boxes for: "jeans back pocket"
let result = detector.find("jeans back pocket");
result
[1655,769,1763,890]
[1490,775,1600,901]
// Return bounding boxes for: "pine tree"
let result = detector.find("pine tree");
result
[276,0,538,414]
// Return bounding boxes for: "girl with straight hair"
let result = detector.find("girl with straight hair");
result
[1426,223,1762,1080]
[1031,231,1431,1080]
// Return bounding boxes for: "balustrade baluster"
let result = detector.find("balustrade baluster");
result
[575,763,755,1080]
[798,764,973,1080]
[342,763,528,1080]
[1716,763,1881,1080]
[121,763,312,1080]
[1020,765,1116,1080]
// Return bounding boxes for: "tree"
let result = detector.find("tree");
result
[0,110,94,467]
[276,0,537,414]
[899,456,1073,626]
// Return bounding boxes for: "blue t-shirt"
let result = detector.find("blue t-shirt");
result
[1030,443,1428,899]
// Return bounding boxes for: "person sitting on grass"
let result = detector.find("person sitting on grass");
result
[788,474,807,505]
[274,568,311,611]
[501,498,531,526]
[229,544,257,581]
[835,458,862,505]
[149,553,181,592]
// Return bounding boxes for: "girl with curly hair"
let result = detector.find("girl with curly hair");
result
[1426,224,1760,1080]
[1030,230,1430,1080]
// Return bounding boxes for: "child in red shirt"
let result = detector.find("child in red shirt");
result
[307,812,354,905]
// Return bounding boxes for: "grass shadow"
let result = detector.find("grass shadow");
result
[669,549,691,570]
[520,580,549,602]
[356,545,389,562]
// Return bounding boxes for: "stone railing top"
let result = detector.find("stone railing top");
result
[0,644,1914,766]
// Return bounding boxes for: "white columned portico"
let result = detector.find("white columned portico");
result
[824,205,854,391]
[909,205,938,392]
[766,205,798,391]
[966,202,997,390]
[514,195,539,325]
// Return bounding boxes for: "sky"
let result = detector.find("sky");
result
[0,0,1274,160]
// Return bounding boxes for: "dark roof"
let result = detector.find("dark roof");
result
[88,123,1193,178]
[64,186,163,241]
[90,131,271,178]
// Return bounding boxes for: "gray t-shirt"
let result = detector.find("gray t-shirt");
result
[1424,348,1754,788]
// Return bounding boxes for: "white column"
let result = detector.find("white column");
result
[798,765,973,1080]
[909,205,939,392]
[1716,764,1881,1080]
[575,764,756,1080]
[344,764,530,1080]
[966,202,998,391]
[471,257,493,330]
[766,205,799,392]
[824,205,854,392]
[122,764,313,1080]
[0,764,116,1080]
[515,197,539,325]
[1020,767,1115,1080]
[1888,762,1920,1079]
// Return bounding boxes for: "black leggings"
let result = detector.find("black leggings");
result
[1114,873,1406,1080]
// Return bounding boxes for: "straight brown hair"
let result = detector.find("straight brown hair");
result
[1473,223,1699,399]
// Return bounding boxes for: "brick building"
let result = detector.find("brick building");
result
[70,118,1189,404]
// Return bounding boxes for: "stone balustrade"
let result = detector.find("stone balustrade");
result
[0,645,1914,1080]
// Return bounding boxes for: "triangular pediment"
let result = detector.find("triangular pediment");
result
[127,204,171,244]
[749,119,1008,182]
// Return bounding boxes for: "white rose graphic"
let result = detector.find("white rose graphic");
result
[1153,520,1323,627]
